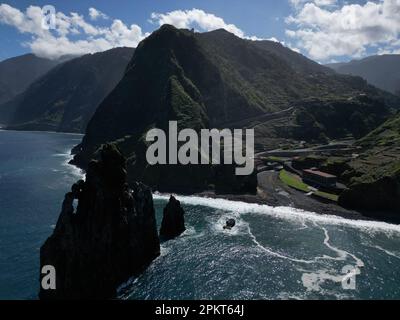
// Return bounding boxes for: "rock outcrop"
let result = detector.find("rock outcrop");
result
[159,196,186,240]
[339,175,400,211]
[39,144,160,299]
[223,219,236,230]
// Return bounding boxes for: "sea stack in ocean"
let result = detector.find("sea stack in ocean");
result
[160,196,186,240]
[223,219,236,230]
[39,144,160,300]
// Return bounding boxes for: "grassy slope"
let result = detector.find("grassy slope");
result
[279,170,338,202]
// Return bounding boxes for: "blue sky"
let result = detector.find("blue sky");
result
[0,0,399,63]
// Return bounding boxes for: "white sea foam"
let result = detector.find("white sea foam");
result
[247,225,318,264]
[371,245,400,259]
[153,194,400,234]
[153,194,383,296]
[207,211,249,237]
[54,149,85,180]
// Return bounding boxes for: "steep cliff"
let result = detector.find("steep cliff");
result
[39,144,160,299]
[0,54,59,105]
[0,54,60,122]
[7,48,134,133]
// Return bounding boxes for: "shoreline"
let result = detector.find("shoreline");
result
[5,126,398,225]
[0,127,84,136]
[191,171,400,225]
[59,135,399,226]
[156,170,400,225]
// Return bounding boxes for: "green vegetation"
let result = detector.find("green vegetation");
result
[74,24,399,195]
[6,47,134,133]
[316,190,339,202]
[292,155,352,180]
[263,156,288,163]
[279,170,339,202]
[285,96,392,142]
[359,112,400,147]
[279,170,310,192]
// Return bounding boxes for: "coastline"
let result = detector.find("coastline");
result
[0,127,84,136]
[193,171,400,225]
[60,137,400,226]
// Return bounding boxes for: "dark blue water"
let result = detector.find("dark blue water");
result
[1,130,400,300]
[124,196,400,300]
[0,130,84,299]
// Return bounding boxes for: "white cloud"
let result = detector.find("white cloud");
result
[150,9,246,38]
[0,5,284,59]
[0,4,147,59]
[149,8,279,42]
[286,0,400,61]
[0,4,46,36]
[289,0,337,9]
[89,7,108,21]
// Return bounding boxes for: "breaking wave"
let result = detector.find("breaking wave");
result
[153,194,400,234]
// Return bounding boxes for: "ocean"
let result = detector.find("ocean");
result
[0,130,399,300]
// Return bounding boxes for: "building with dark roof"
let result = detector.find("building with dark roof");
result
[302,169,337,188]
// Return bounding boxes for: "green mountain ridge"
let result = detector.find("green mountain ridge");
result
[5,47,134,133]
[72,25,400,194]
[0,54,60,121]
[327,55,400,96]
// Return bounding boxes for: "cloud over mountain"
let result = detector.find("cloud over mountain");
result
[0,4,269,60]
[0,4,147,59]
[286,0,400,61]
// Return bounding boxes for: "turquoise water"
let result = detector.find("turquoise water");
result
[1,130,400,300]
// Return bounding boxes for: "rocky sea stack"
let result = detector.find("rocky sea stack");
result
[39,144,160,300]
[160,196,186,240]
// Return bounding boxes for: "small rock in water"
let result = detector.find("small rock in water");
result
[223,218,236,230]
[160,195,186,240]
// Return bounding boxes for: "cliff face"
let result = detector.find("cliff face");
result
[7,48,134,133]
[339,175,400,211]
[0,54,59,105]
[39,144,160,299]
[0,54,60,122]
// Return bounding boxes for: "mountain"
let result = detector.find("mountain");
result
[254,40,334,75]
[6,47,134,133]
[0,54,60,121]
[338,112,400,211]
[72,25,399,193]
[327,55,400,96]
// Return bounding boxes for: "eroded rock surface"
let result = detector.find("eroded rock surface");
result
[39,144,160,299]
[160,196,186,240]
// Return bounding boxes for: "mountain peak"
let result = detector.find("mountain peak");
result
[158,23,179,32]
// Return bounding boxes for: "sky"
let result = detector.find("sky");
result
[0,0,399,63]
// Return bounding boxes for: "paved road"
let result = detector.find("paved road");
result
[219,107,294,129]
